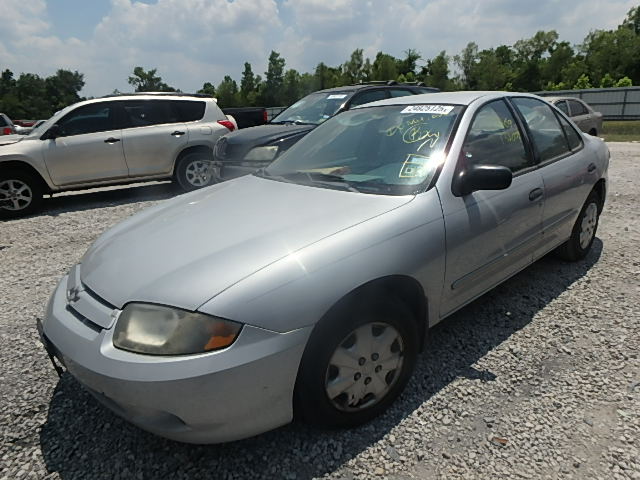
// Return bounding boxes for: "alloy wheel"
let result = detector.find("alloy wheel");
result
[0,179,33,211]
[184,160,216,187]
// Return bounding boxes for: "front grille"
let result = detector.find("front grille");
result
[82,283,116,310]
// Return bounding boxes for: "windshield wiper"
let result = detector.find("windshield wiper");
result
[270,120,316,126]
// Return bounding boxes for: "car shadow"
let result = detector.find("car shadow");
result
[38,239,603,480]
[5,182,179,220]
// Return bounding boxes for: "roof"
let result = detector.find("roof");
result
[317,82,438,94]
[353,91,545,108]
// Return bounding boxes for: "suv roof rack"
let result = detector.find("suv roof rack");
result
[351,81,428,87]
[100,92,212,99]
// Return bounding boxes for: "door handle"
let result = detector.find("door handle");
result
[171,131,186,136]
[104,137,120,143]
[587,163,597,173]
[529,188,544,201]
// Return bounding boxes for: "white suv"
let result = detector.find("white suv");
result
[0,93,235,218]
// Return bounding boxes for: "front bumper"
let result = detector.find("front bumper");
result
[40,268,312,443]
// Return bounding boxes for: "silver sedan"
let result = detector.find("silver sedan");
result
[545,96,603,136]
[39,91,609,443]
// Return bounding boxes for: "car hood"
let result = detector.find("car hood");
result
[81,174,413,312]
[216,123,315,161]
[0,134,25,146]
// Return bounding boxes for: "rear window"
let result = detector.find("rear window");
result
[0,115,7,127]
[172,100,206,122]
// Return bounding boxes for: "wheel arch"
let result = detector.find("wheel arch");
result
[592,178,606,213]
[173,145,213,176]
[0,160,52,193]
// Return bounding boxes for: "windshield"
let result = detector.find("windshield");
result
[262,104,462,195]
[271,91,352,125]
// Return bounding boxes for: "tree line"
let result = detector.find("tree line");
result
[1,6,638,118]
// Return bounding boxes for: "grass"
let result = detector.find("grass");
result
[601,120,640,142]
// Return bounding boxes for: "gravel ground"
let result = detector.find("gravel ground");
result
[0,142,638,480]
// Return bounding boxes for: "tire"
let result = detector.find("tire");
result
[175,152,218,192]
[294,296,419,428]
[556,191,600,261]
[0,170,43,219]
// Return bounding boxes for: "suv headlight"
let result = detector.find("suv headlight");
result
[113,303,242,355]
[244,145,278,161]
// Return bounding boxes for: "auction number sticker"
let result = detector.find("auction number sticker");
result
[327,94,347,99]
[401,105,454,114]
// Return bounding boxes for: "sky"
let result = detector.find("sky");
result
[0,0,637,97]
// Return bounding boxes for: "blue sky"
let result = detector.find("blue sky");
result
[1,0,637,97]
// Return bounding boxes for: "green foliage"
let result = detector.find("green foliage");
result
[371,53,398,81]
[197,82,216,97]
[127,66,175,92]
[616,76,633,87]
[216,76,238,107]
[600,73,616,88]
[574,74,592,89]
[261,51,286,106]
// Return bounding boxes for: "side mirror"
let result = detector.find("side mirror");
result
[454,164,513,196]
[42,124,62,140]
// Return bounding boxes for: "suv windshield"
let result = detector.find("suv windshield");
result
[271,91,352,126]
[262,104,462,195]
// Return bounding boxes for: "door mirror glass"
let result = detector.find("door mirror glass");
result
[455,164,513,196]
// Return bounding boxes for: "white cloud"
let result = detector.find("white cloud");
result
[0,0,637,97]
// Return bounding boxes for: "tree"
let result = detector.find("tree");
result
[454,42,479,89]
[127,66,175,92]
[342,49,366,84]
[424,51,450,90]
[197,82,216,97]
[600,73,616,87]
[216,76,238,107]
[615,76,633,87]
[371,52,398,81]
[261,51,286,106]
[622,6,640,34]
[45,69,85,112]
[397,49,421,77]
[239,62,256,105]
[282,69,302,105]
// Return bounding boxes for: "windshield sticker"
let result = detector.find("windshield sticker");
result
[401,105,454,115]
[399,154,432,178]
[327,94,347,100]
[385,116,441,151]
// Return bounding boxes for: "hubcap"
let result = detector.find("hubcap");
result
[579,202,598,249]
[185,160,217,187]
[325,322,404,412]
[0,179,33,211]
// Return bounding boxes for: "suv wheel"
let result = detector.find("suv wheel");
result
[175,153,218,192]
[0,171,43,219]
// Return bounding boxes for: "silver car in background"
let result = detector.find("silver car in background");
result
[545,96,603,136]
[39,91,609,443]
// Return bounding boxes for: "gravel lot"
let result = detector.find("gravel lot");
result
[1,142,638,480]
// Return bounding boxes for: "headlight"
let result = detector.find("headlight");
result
[244,145,278,161]
[113,303,242,355]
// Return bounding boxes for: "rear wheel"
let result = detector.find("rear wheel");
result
[556,191,600,261]
[0,171,43,219]
[175,152,218,192]
[295,297,418,428]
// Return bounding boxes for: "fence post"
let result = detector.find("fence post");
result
[621,89,628,119]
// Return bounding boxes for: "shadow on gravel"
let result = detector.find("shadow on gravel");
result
[39,240,603,480]
[3,182,179,221]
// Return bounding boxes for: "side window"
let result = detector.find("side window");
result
[0,116,7,127]
[121,100,178,128]
[555,100,569,115]
[511,97,571,162]
[568,100,588,117]
[349,90,388,107]
[389,89,413,98]
[462,99,533,173]
[172,100,206,122]
[557,114,583,151]
[57,103,114,136]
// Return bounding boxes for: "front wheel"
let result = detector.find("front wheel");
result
[175,153,218,192]
[0,171,43,219]
[295,297,418,428]
[556,191,600,261]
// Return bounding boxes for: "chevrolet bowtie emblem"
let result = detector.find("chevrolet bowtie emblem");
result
[66,286,82,303]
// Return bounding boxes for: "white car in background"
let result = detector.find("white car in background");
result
[0,93,236,218]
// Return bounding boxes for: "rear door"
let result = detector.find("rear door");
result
[42,102,128,186]
[119,99,188,177]
[511,97,593,255]
[439,99,545,316]
[567,99,591,132]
